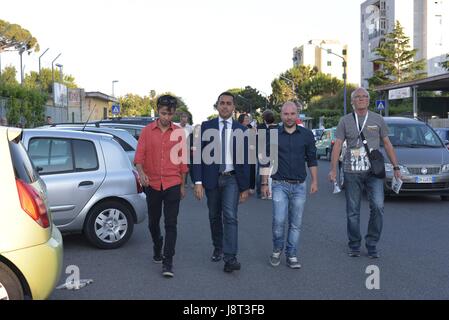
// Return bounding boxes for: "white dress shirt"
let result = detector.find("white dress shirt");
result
[219,116,234,173]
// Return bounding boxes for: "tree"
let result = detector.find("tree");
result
[0,65,19,85]
[298,73,344,104]
[440,54,449,71]
[117,91,193,123]
[0,19,39,53]
[119,93,149,117]
[368,21,426,87]
[23,67,78,92]
[228,86,270,116]
[271,65,318,109]
[0,81,47,127]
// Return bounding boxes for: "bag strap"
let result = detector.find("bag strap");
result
[353,112,371,155]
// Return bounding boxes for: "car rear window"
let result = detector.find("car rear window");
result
[9,138,38,184]
[73,140,99,171]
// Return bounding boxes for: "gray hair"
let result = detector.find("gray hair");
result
[350,87,370,101]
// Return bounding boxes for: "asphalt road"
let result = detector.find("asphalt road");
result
[50,160,449,300]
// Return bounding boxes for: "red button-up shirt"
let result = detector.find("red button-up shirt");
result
[134,120,189,191]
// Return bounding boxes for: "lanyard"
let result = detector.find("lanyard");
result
[354,112,368,146]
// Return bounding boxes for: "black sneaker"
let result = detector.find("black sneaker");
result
[162,264,174,278]
[153,254,163,264]
[223,260,241,273]
[211,248,222,262]
[286,256,301,269]
[269,251,281,267]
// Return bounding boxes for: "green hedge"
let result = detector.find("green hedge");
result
[0,83,47,127]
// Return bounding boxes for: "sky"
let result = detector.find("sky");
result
[1,0,364,123]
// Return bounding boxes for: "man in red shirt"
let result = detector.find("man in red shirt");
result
[134,95,188,278]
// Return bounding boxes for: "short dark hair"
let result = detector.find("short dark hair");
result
[262,110,275,124]
[157,95,177,111]
[180,113,189,118]
[217,91,235,104]
[237,114,247,124]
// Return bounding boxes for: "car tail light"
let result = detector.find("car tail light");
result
[133,170,143,193]
[16,179,50,228]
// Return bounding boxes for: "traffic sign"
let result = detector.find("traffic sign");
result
[111,104,120,115]
[376,100,385,111]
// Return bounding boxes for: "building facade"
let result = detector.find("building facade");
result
[293,39,349,81]
[83,92,118,122]
[361,0,449,87]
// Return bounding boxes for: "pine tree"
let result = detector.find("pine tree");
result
[368,21,426,87]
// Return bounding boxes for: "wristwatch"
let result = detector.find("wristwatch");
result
[393,166,400,171]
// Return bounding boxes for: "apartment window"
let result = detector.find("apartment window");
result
[362,50,365,59]
[327,61,332,67]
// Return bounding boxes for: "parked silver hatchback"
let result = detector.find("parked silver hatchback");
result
[21,129,147,249]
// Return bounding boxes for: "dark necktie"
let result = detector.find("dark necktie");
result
[220,120,227,173]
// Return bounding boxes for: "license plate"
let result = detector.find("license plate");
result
[416,176,435,183]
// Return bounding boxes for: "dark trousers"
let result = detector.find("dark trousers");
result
[145,184,181,265]
[249,164,256,190]
[205,175,240,262]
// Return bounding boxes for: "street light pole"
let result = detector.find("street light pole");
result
[51,53,61,107]
[279,75,296,102]
[51,53,62,84]
[112,80,119,97]
[39,48,50,81]
[55,63,63,83]
[317,45,348,115]
[259,90,269,109]
[19,45,26,85]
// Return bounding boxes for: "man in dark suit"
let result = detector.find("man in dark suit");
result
[192,92,250,273]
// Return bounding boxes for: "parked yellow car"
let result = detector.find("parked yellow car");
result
[0,126,63,300]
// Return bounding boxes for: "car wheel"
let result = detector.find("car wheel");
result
[0,263,24,300]
[441,195,449,201]
[84,201,134,249]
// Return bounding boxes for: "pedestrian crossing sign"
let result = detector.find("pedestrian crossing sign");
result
[112,104,120,115]
[376,100,385,111]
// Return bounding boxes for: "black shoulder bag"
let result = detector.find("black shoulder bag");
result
[353,113,386,179]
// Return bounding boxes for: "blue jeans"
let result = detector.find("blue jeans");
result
[271,180,307,258]
[344,172,384,250]
[205,175,240,262]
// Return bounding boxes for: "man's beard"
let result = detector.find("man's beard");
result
[284,121,296,128]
